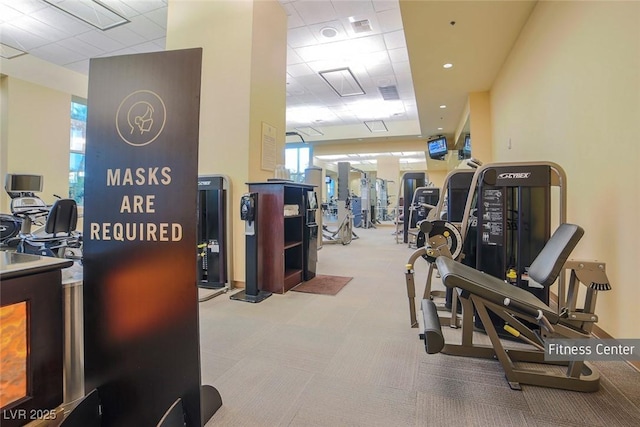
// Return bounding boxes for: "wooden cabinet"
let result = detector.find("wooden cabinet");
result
[247,181,314,294]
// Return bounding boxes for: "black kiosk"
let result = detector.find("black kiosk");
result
[303,191,318,281]
[230,193,272,303]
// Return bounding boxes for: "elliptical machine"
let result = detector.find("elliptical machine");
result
[4,174,82,258]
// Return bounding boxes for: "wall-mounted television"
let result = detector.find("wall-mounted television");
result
[427,137,448,160]
[463,134,471,156]
[5,174,43,193]
[458,134,472,160]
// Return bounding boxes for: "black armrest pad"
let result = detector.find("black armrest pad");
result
[529,224,584,287]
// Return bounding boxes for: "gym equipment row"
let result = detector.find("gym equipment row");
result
[1,174,82,260]
[426,224,611,392]
[404,161,612,392]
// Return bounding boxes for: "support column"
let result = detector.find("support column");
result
[377,155,400,205]
[469,91,493,164]
[166,0,287,285]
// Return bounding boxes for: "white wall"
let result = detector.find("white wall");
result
[491,1,640,338]
[0,77,74,212]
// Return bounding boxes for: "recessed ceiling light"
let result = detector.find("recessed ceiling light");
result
[42,0,130,31]
[437,127,443,130]
[0,43,27,59]
[443,63,453,69]
[319,67,365,97]
[320,26,339,39]
[364,120,388,133]
[439,105,447,109]
[295,127,323,136]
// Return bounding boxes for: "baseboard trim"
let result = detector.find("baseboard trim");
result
[549,291,640,373]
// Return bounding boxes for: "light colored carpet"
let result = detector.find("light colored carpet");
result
[199,226,640,426]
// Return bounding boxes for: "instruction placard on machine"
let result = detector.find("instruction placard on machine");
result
[482,188,504,245]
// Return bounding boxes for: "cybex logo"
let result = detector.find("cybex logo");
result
[498,172,531,179]
[198,181,212,186]
[115,90,166,147]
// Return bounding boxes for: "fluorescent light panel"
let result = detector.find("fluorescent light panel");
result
[0,43,27,59]
[43,0,130,31]
[364,120,388,133]
[295,127,323,136]
[319,67,365,97]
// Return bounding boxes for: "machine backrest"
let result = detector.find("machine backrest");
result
[529,223,584,287]
[45,198,78,236]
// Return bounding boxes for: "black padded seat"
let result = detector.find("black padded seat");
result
[435,223,586,326]
[436,256,560,324]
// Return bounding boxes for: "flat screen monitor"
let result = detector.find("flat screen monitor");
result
[463,134,471,155]
[428,137,448,159]
[5,174,43,192]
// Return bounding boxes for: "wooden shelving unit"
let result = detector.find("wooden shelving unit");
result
[247,181,315,294]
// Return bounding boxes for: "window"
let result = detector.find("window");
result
[285,145,310,183]
[69,99,87,205]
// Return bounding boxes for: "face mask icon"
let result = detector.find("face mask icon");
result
[128,102,154,135]
[116,90,166,147]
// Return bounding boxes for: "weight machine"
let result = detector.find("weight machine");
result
[197,175,233,301]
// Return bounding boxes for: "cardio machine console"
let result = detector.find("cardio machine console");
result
[11,196,48,213]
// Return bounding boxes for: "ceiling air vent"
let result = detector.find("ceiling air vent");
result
[378,85,400,101]
[351,19,372,33]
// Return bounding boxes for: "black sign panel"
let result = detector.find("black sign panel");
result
[83,49,203,427]
[481,188,504,245]
[492,165,551,188]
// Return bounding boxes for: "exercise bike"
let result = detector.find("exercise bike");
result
[6,190,82,259]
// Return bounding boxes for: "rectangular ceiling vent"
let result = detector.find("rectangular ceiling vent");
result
[378,85,400,101]
[351,19,372,33]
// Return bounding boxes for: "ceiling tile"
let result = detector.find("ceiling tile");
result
[331,0,375,20]
[287,63,315,77]
[291,0,338,25]
[29,6,93,35]
[292,73,325,87]
[10,14,69,42]
[388,47,409,63]
[0,4,25,23]
[281,2,305,29]
[143,6,168,28]
[131,41,163,54]
[67,59,90,75]
[2,0,47,15]
[57,36,106,58]
[356,51,390,69]
[376,7,403,33]
[126,14,165,40]
[383,30,405,50]
[0,24,50,50]
[365,62,395,78]
[152,37,166,49]
[30,42,86,65]
[288,26,317,48]
[111,0,167,16]
[103,24,147,46]
[372,1,398,12]
[287,47,304,65]
[79,29,126,52]
[96,0,140,19]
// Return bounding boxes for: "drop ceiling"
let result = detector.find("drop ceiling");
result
[0,0,537,162]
